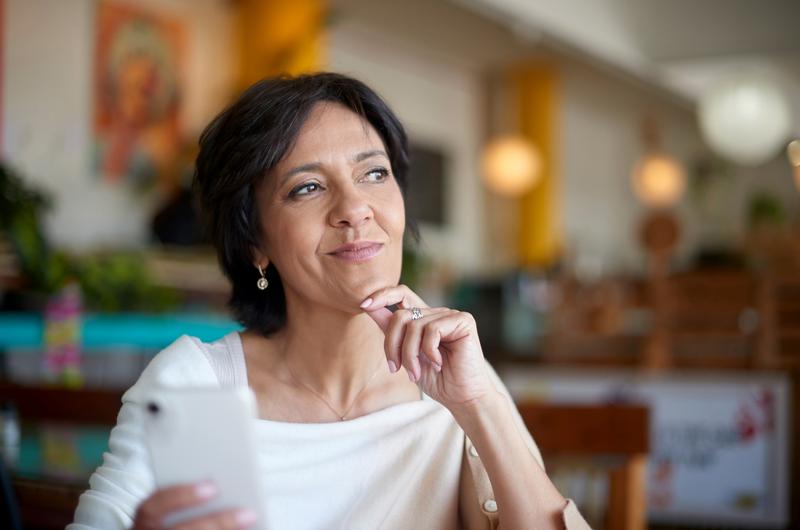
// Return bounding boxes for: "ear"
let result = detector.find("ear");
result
[251,248,270,272]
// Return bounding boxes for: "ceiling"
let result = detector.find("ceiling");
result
[615,0,800,62]
[455,0,800,118]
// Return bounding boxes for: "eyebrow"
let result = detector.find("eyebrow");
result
[352,149,388,163]
[279,150,389,186]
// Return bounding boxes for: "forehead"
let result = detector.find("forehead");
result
[280,102,386,163]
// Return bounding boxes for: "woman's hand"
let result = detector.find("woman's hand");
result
[132,482,257,530]
[361,284,495,411]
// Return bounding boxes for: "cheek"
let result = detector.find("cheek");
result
[382,184,406,238]
[260,207,319,270]
[272,219,319,260]
[388,207,406,241]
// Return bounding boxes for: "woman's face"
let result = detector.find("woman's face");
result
[255,102,406,313]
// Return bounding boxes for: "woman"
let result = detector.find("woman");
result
[69,73,590,529]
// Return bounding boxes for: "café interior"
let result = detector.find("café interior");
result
[1,0,799,528]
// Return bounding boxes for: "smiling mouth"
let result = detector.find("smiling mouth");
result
[327,242,384,262]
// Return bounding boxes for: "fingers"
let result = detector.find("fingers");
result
[383,307,448,377]
[135,482,217,528]
[404,310,477,380]
[383,308,407,372]
[401,311,447,381]
[363,305,393,333]
[171,508,258,530]
[383,307,459,381]
[419,314,449,370]
[134,482,257,530]
[362,284,429,334]
[361,284,428,313]
[360,285,473,383]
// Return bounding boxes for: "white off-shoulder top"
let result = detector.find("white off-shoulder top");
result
[68,332,591,529]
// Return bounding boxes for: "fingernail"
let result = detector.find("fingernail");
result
[360,298,373,309]
[433,362,442,372]
[388,360,397,373]
[235,508,258,527]
[407,369,416,382]
[195,481,217,499]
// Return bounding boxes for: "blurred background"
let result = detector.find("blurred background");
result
[0,0,798,528]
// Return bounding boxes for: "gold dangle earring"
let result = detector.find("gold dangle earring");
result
[257,265,269,290]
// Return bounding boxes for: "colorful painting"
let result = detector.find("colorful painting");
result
[93,1,185,185]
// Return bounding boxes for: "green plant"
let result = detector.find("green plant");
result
[1,161,179,311]
[76,252,179,312]
[747,190,786,229]
[0,162,66,292]
[400,241,429,291]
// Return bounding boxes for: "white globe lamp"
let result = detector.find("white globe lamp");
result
[699,74,792,166]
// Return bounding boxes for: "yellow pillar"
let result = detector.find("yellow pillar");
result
[235,0,326,90]
[510,65,560,267]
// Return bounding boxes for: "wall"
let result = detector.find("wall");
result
[559,59,698,275]
[4,0,794,274]
[2,0,235,250]
[560,57,799,277]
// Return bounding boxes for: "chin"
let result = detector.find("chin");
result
[347,273,400,303]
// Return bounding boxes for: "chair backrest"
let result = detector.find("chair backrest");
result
[0,383,123,424]
[515,402,649,455]
[516,401,650,530]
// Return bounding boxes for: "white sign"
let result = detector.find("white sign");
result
[499,368,790,528]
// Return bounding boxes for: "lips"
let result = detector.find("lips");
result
[327,241,384,262]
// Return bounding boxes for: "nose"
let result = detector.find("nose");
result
[327,185,373,228]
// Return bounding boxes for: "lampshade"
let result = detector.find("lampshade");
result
[631,153,686,208]
[481,135,542,196]
[793,166,800,192]
[787,140,800,167]
[699,74,792,166]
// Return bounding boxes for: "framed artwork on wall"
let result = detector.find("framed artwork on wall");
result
[93,1,186,187]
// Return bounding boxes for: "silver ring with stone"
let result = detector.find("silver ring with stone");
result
[409,307,424,321]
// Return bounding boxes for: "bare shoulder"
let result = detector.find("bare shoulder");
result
[239,329,288,388]
[239,330,300,420]
[240,329,279,367]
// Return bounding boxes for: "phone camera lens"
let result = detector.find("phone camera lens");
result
[147,402,160,414]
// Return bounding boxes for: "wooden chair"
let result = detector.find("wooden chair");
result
[0,383,123,530]
[516,402,650,530]
[659,269,762,367]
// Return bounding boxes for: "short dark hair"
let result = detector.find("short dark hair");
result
[194,72,412,336]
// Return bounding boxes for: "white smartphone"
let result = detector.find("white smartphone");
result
[142,386,267,529]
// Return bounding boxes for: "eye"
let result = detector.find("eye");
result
[289,181,322,198]
[363,167,389,183]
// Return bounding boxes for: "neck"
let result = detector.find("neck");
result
[271,291,389,407]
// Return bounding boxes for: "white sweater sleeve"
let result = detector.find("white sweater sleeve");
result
[67,336,220,529]
[481,360,593,530]
[482,360,545,469]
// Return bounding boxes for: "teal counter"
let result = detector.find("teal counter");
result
[0,312,241,350]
